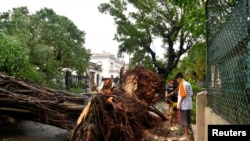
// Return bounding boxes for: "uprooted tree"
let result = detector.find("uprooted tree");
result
[0,66,168,140]
[70,66,166,141]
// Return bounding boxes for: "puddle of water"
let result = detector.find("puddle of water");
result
[0,120,70,141]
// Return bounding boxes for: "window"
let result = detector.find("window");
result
[110,62,114,69]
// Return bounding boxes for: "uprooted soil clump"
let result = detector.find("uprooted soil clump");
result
[70,66,166,141]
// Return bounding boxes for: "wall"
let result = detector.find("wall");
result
[195,91,229,141]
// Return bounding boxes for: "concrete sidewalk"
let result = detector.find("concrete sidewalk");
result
[145,119,195,141]
[145,101,195,141]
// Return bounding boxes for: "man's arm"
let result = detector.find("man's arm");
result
[165,91,174,103]
[177,82,186,110]
[166,91,175,97]
[178,95,185,110]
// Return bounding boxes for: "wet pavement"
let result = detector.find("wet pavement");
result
[0,120,69,141]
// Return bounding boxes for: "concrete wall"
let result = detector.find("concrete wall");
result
[194,91,229,141]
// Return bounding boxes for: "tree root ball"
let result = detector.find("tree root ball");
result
[70,66,167,141]
[121,66,166,103]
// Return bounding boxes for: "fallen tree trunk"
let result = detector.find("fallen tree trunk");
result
[0,73,92,129]
[70,66,167,141]
[0,66,168,140]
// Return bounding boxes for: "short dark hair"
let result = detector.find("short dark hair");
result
[174,72,184,79]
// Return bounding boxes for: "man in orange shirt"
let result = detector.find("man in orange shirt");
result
[174,72,193,141]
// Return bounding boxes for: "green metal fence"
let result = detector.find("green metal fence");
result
[206,0,250,124]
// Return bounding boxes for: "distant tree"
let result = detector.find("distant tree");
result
[0,32,39,81]
[99,0,205,80]
[0,7,90,85]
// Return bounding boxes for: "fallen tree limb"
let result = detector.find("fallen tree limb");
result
[0,72,92,129]
[149,105,167,121]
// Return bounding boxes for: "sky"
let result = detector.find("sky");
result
[0,0,167,63]
[0,0,121,56]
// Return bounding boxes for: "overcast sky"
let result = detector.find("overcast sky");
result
[0,0,121,55]
[1,0,167,63]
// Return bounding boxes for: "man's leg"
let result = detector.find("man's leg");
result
[183,125,189,138]
[169,106,175,130]
[179,110,191,140]
[166,103,172,117]
[173,111,178,130]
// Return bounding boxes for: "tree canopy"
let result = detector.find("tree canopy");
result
[98,0,206,80]
[0,7,90,85]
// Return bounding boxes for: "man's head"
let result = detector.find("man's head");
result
[169,80,175,86]
[174,72,184,83]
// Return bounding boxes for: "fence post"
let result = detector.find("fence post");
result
[195,90,207,141]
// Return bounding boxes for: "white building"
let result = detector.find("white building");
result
[85,62,102,91]
[61,50,125,92]
[90,51,125,86]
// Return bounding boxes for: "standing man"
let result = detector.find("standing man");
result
[165,80,175,117]
[174,72,193,141]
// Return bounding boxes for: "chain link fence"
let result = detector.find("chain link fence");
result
[206,0,250,124]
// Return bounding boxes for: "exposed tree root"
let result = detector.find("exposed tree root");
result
[70,66,167,141]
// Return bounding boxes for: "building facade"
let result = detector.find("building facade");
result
[61,51,125,93]
[90,51,125,87]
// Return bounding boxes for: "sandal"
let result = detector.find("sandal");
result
[179,136,189,141]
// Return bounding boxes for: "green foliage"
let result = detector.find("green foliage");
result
[189,80,202,92]
[0,32,40,81]
[99,0,206,79]
[68,88,82,94]
[192,96,196,124]
[0,7,90,87]
[171,41,206,83]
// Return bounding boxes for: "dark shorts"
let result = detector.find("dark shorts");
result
[166,100,171,104]
[180,110,191,126]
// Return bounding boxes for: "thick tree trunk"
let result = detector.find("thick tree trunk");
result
[0,73,91,129]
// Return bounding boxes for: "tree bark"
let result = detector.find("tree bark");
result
[69,66,167,141]
[0,73,91,129]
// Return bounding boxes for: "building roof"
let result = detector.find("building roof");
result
[88,62,102,71]
[90,51,125,64]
